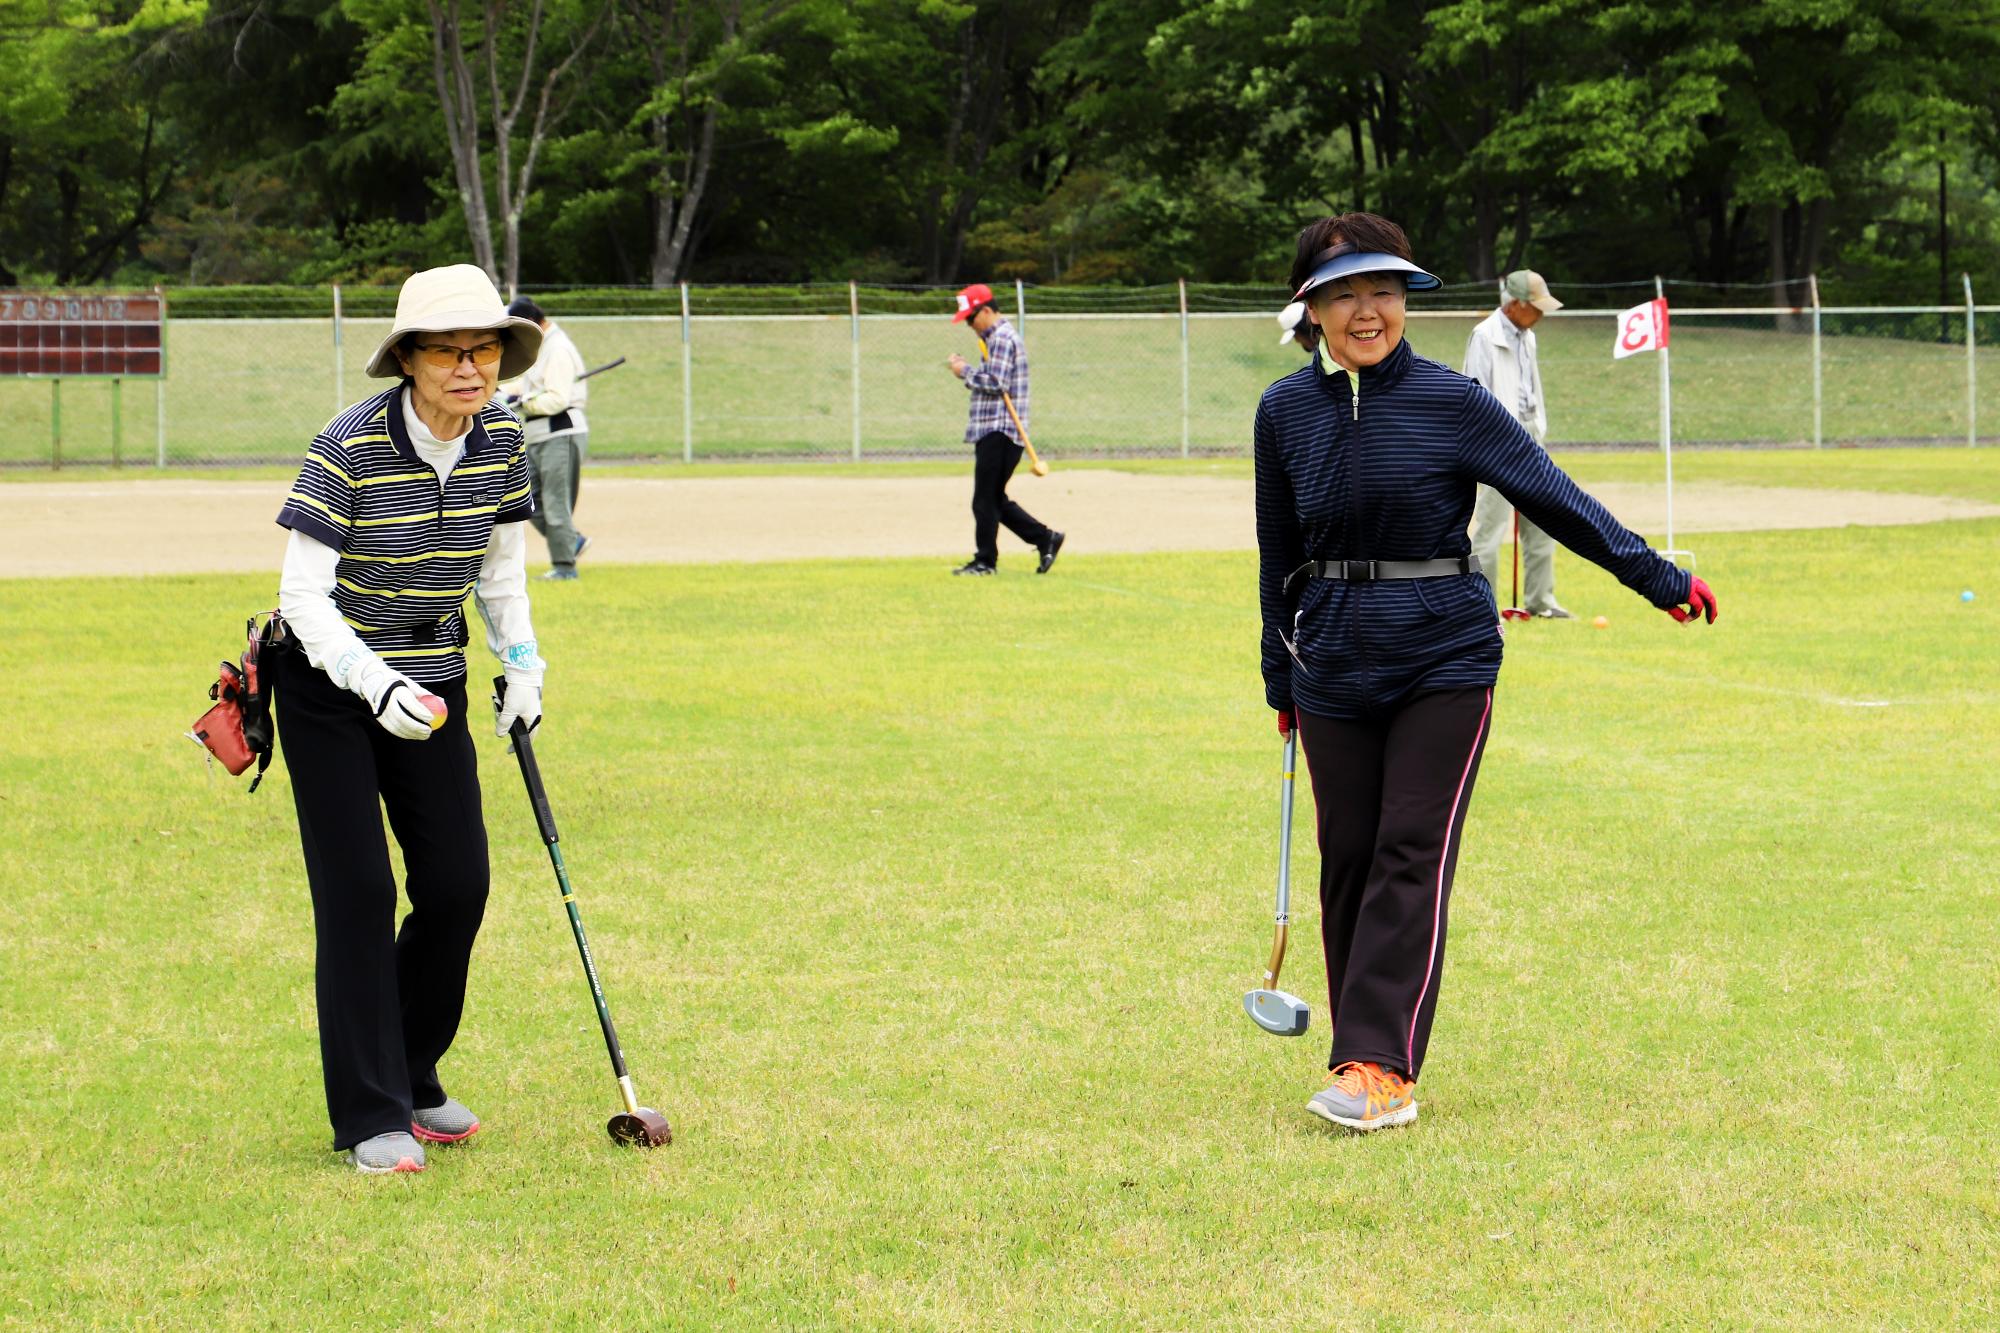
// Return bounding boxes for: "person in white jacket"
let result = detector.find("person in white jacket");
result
[502,297,591,580]
[273,264,546,1175]
[1464,269,1571,618]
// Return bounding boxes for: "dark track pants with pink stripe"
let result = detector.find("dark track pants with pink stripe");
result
[1296,687,1493,1080]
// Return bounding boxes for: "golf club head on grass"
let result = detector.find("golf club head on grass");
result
[1244,987,1311,1036]
[607,1107,673,1148]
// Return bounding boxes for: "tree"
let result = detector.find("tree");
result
[424,0,613,290]
[0,1,203,283]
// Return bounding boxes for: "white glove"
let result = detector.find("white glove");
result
[495,678,543,739]
[352,660,437,742]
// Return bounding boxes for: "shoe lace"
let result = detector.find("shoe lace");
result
[1326,1061,1412,1112]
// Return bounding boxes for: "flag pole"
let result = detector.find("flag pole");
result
[1657,274,1673,556]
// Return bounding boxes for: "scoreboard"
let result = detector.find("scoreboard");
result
[0,292,164,377]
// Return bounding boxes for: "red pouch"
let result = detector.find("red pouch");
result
[189,613,289,790]
[191,661,255,775]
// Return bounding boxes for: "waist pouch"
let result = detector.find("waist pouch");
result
[189,612,292,793]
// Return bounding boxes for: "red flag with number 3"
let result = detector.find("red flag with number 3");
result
[1613,298,1670,359]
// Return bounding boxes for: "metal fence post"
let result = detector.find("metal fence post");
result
[1178,277,1191,458]
[1810,273,1822,449]
[332,283,345,413]
[850,279,862,462]
[111,378,122,467]
[50,380,61,468]
[1016,279,1027,348]
[680,281,693,463]
[1966,272,1977,447]
[155,285,167,468]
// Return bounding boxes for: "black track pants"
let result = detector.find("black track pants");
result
[275,651,491,1150]
[971,431,1051,566]
[1296,687,1493,1080]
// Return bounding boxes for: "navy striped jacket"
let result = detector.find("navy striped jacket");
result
[276,387,533,687]
[1254,337,1690,719]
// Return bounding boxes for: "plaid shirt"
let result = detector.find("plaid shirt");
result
[963,317,1029,445]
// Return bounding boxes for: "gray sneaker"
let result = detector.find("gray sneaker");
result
[1531,605,1574,620]
[1305,1061,1420,1132]
[349,1131,426,1174]
[411,1097,481,1144]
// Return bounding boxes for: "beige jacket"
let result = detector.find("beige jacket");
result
[1462,307,1546,443]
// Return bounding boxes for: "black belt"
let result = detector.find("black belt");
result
[1285,556,1480,596]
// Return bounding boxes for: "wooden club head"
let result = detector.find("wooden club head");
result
[607,1108,673,1148]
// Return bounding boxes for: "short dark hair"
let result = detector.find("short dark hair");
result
[506,296,545,323]
[1289,213,1417,296]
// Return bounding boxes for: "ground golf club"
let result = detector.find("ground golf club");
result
[494,678,672,1149]
[1245,727,1311,1037]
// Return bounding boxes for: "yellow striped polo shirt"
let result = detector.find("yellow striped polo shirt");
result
[276,387,533,686]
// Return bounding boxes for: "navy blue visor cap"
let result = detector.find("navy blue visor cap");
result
[1292,241,1441,301]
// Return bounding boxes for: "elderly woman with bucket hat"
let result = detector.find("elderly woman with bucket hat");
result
[273,264,547,1173]
[1253,213,1717,1133]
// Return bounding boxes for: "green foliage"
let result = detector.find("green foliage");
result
[3,1,1998,291]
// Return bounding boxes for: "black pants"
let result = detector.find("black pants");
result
[971,431,1051,566]
[1296,687,1493,1080]
[275,651,490,1150]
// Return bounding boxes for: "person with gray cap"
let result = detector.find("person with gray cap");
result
[500,296,591,580]
[1464,270,1569,618]
[272,263,548,1174]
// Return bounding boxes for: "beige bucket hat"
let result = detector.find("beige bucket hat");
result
[364,264,544,379]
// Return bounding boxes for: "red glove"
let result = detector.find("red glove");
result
[1666,575,1717,624]
[1277,708,1295,737]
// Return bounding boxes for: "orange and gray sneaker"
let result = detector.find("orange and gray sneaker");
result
[1306,1061,1419,1132]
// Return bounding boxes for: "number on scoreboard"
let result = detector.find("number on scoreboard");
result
[0,293,164,377]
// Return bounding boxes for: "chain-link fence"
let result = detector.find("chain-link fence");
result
[5,280,1997,466]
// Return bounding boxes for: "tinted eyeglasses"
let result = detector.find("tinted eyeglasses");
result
[410,340,504,369]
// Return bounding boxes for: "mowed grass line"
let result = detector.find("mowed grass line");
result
[3,525,2000,1325]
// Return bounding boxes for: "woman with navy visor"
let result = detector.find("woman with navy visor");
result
[274,264,549,1173]
[1254,214,1716,1133]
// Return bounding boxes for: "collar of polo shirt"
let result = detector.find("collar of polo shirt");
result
[386,385,501,465]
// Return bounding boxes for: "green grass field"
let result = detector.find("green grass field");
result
[6,310,1997,465]
[6,453,2000,1324]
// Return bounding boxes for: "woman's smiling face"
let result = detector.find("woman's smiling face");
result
[1306,271,1407,371]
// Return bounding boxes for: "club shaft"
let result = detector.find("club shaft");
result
[1276,728,1296,923]
[546,840,631,1082]
[504,705,633,1086]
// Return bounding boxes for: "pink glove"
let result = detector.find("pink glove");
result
[1277,708,1295,737]
[1666,575,1718,624]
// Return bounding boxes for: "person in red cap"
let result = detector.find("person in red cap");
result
[944,283,1063,576]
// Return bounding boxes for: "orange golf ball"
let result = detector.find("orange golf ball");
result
[1591,615,1609,629]
[419,693,448,730]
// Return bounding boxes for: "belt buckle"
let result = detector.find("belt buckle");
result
[1344,559,1377,581]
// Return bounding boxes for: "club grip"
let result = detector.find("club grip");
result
[495,675,559,845]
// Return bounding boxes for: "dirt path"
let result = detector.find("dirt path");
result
[4,471,1997,578]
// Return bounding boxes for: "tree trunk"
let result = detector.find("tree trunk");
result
[1501,188,1532,274]
[923,19,977,284]
[1347,116,1365,211]
[653,95,720,283]
[1468,178,1499,284]
[428,0,498,281]
[644,0,736,286]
